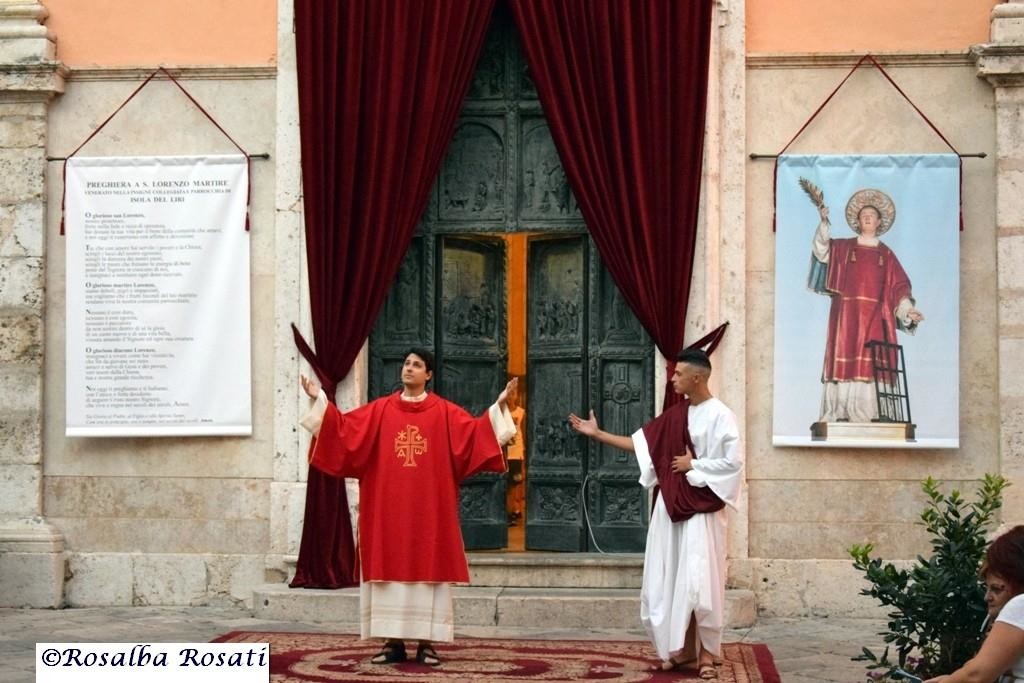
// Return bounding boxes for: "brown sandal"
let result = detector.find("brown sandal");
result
[698,663,718,680]
[649,656,697,672]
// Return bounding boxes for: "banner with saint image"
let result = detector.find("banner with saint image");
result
[772,154,959,448]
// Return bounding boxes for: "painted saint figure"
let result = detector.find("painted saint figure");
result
[299,349,516,667]
[808,187,924,423]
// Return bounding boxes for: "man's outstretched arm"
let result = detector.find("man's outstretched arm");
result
[569,409,635,452]
[496,376,518,412]
[487,376,519,446]
[298,374,328,437]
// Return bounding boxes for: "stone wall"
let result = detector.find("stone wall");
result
[3,0,1018,616]
[0,0,67,608]
[975,0,1024,527]
[741,54,1001,615]
[40,68,278,606]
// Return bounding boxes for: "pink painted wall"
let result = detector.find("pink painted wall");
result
[41,0,275,67]
[748,0,998,53]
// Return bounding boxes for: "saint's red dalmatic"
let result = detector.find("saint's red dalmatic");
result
[820,239,913,382]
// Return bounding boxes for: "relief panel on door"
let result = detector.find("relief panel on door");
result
[439,236,508,550]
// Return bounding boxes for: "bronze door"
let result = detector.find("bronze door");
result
[585,248,653,552]
[438,236,508,550]
[525,236,588,550]
[524,236,650,552]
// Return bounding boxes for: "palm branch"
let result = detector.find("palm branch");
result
[798,176,829,225]
[798,177,825,210]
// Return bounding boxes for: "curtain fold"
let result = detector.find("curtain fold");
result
[290,0,496,588]
[509,0,714,408]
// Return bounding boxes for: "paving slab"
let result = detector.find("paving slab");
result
[0,606,887,683]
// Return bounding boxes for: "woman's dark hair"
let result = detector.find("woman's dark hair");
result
[982,525,1024,591]
[404,347,435,374]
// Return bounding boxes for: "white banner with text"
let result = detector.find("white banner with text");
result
[65,155,251,437]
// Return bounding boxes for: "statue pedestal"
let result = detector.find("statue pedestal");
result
[810,421,916,443]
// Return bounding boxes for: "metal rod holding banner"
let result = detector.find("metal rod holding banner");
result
[767,53,971,232]
[47,153,271,162]
[751,152,986,160]
[57,66,257,233]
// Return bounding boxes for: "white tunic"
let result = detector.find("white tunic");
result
[631,397,742,660]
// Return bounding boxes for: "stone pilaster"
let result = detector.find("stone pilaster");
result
[0,0,66,607]
[974,0,1024,524]
[713,0,747,565]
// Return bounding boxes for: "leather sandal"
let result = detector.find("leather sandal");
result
[698,662,718,680]
[370,640,407,664]
[416,642,441,666]
[649,656,697,672]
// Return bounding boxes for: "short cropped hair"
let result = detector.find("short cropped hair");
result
[405,347,435,374]
[983,525,1024,591]
[676,348,712,372]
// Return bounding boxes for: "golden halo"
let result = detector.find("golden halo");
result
[845,188,896,236]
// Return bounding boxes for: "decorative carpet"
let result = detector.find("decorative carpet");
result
[212,631,781,683]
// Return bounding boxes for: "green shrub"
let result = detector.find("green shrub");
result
[848,473,1009,681]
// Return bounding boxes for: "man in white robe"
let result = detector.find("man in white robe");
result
[570,348,742,679]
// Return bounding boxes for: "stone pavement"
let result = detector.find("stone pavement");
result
[0,606,886,682]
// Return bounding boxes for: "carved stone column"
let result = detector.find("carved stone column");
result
[974,0,1024,523]
[0,0,66,607]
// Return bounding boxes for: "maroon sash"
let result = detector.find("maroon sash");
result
[642,401,724,522]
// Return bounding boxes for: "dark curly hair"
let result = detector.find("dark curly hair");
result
[981,525,1024,591]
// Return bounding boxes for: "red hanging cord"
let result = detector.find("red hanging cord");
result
[60,66,252,234]
[771,54,963,232]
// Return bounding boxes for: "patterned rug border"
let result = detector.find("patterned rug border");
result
[212,631,781,683]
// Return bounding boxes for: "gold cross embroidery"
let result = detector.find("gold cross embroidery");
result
[395,425,427,467]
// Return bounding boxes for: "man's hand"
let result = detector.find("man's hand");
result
[497,376,518,409]
[300,374,321,399]
[908,307,924,323]
[568,409,600,438]
[671,447,694,473]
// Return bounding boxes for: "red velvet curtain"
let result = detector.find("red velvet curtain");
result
[509,0,714,408]
[290,0,496,588]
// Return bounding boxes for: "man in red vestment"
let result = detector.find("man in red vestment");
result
[300,349,516,667]
[809,189,924,422]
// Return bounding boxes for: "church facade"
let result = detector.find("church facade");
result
[0,0,1019,620]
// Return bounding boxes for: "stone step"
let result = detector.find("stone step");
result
[283,552,647,589]
[252,584,756,630]
[467,552,645,588]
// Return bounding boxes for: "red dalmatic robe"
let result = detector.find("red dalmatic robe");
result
[818,238,912,382]
[642,401,724,523]
[309,392,505,584]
